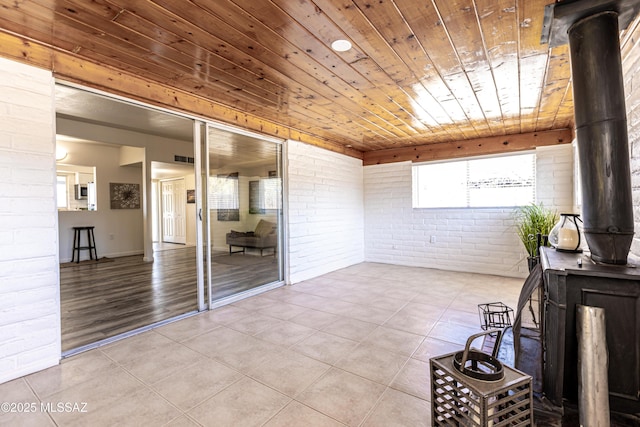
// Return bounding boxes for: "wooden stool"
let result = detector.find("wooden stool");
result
[72,226,98,263]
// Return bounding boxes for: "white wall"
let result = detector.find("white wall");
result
[287,140,365,283]
[56,119,195,261]
[58,141,144,262]
[0,57,61,383]
[623,22,640,257]
[364,145,574,278]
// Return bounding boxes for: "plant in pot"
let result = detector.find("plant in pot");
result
[514,203,559,271]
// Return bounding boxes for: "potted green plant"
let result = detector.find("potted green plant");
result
[513,203,559,271]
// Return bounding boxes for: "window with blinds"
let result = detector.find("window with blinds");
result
[209,174,239,210]
[412,153,536,208]
[259,178,282,210]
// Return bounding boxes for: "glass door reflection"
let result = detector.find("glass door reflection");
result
[207,126,283,303]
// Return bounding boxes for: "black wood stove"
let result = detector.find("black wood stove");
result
[540,246,640,416]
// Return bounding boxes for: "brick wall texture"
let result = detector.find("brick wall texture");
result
[363,145,574,278]
[0,57,61,383]
[286,140,365,283]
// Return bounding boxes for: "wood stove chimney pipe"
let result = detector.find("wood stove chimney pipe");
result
[542,0,640,264]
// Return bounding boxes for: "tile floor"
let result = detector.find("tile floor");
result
[1,262,523,427]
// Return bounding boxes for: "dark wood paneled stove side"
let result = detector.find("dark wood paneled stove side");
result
[540,246,640,416]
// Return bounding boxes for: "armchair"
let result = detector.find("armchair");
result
[225,219,277,256]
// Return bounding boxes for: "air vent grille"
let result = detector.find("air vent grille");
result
[174,155,194,164]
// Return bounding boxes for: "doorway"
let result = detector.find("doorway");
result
[55,84,286,353]
[160,177,187,245]
[56,84,201,353]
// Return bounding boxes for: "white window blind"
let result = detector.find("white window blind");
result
[413,153,536,208]
[259,178,281,210]
[209,175,239,209]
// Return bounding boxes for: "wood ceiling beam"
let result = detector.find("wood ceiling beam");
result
[363,128,573,165]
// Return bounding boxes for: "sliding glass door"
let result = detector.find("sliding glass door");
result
[205,125,283,304]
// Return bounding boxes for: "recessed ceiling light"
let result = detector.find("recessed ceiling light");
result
[331,39,352,52]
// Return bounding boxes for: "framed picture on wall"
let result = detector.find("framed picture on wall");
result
[249,181,265,214]
[109,183,140,209]
[186,189,195,204]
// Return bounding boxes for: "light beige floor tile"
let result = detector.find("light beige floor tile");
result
[163,415,202,426]
[154,314,220,342]
[365,295,409,311]
[339,304,396,325]
[42,367,145,425]
[258,302,310,320]
[362,388,431,427]
[440,307,482,328]
[260,287,299,301]
[100,330,177,365]
[231,295,278,311]
[57,386,180,427]
[383,310,438,336]
[412,290,459,307]
[255,320,316,347]
[0,409,55,427]
[4,264,523,426]
[447,294,493,314]
[188,377,290,427]
[288,308,341,329]
[204,305,252,324]
[226,313,283,335]
[306,299,360,316]
[152,358,243,410]
[122,341,205,384]
[184,326,285,373]
[297,368,385,427]
[361,326,424,356]
[0,379,55,426]
[321,316,377,342]
[182,325,249,357]
[264,401,346,427]
[335,344,409,385]
[389,357,431,401]
[278,292,334,310]
[0,378,38,403]
[428,321,483,346]
[26,350,116,398]
[248,349,330,397]
[383,287,419,301]
[400,302,448,319]
[412,337,463,363]
[296,284,351,300]
[291,331,358,364]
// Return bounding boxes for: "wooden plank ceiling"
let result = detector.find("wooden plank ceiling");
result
[0,0,577,162]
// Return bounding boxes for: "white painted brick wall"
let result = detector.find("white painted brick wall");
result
[535,144,575,213]
[364,146,574,278]
[623,26,640,257]
[0,57,60,384]
[287,140,364,283]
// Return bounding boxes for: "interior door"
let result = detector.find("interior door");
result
[161,178,186,244]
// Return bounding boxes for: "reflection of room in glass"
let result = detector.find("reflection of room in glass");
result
[259,177,282,210]
[211,172,239,221]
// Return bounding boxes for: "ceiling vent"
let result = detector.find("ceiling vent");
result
[174,155,194,164]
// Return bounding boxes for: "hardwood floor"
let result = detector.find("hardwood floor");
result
[210,249,280,301]
[60,246,281,352]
